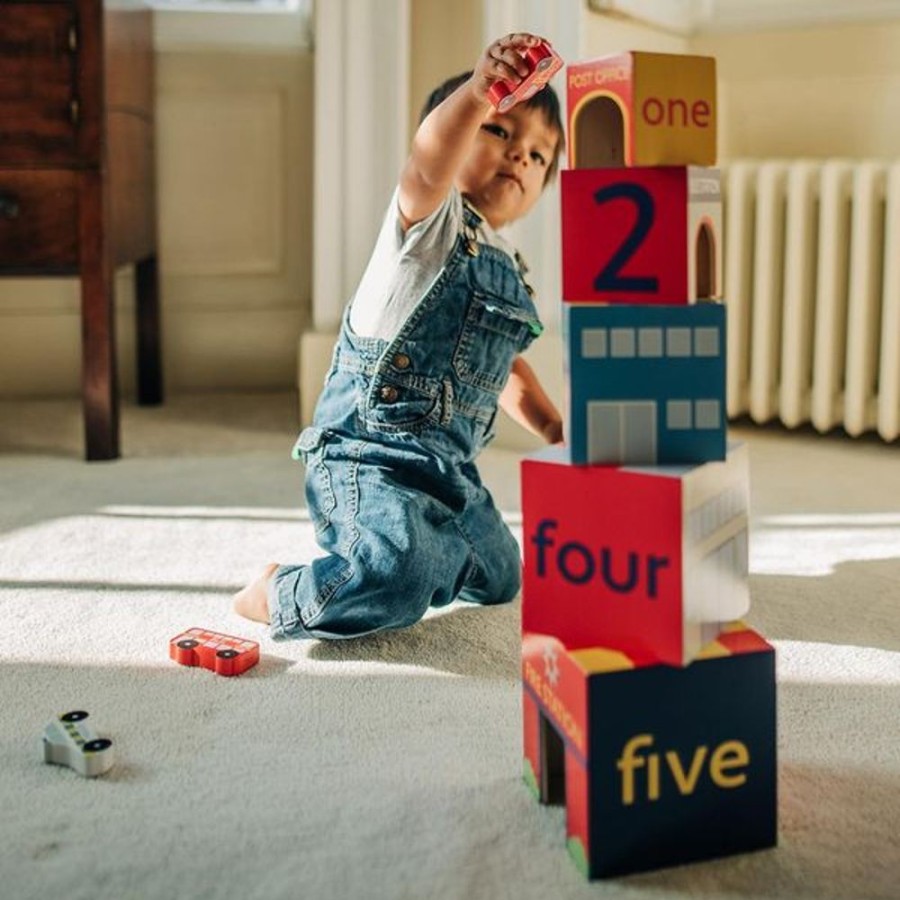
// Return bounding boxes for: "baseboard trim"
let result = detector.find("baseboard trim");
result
[0,306,304,398]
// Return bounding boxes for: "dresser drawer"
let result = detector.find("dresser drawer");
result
[0,3,80,166]
[0,171,78,270]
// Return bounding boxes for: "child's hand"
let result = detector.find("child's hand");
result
[470,33,546,103]
[543,419,564,446]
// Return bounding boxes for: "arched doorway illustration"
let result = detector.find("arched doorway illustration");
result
[574,96,625,168]
[695,220,716,299]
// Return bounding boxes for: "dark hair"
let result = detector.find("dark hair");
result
[420,70,566,184]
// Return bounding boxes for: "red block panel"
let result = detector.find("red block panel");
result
[520,445,750,666]
[561,166,721,305]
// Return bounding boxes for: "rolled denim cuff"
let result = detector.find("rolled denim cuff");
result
[268,565,316,640]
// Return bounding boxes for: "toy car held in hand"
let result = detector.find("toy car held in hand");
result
[488,41,563,113]
[169,627,260,676]
[43,710,115,777]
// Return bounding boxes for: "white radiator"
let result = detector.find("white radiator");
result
[722,160,900,441]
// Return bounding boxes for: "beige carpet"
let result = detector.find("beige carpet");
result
[0,393,898,900]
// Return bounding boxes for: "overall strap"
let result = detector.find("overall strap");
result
[460,199,534,293]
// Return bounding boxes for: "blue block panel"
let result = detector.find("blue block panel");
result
[564,303,727,465]
[586,638,777,877]
[522,625,778,879]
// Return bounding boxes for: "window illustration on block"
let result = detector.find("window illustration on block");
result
[567,51,717,169]
[563,303,726,465]
[521,625,777,880]
[520,443,750,666]
[560,166,721,305]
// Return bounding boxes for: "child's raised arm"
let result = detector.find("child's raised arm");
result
[398,32,545,229]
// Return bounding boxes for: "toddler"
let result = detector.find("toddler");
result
[235,32,565,639]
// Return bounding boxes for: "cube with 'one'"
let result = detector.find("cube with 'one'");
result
[567,51,717,169]
[521,443,750,666]
[561,166,722,305]
[522,624,777,879]
[563,302,726,465]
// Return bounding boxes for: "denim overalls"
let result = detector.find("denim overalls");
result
[269,203,543,639]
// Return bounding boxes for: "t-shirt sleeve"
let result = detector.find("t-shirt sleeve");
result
[348,188,463,340]
[398,187,462,257]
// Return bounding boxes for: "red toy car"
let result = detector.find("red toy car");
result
[169,627,260,676]
[488,41,563,113]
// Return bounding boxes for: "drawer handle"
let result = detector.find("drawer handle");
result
[0,193,20,220]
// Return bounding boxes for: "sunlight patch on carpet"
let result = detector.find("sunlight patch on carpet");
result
[776,640,900,685]
[751,513,900,576]
[98,505,310,520]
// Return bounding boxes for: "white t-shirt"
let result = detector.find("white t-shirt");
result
[348,186,518,341]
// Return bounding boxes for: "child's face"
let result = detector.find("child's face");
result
[456,104,559,230]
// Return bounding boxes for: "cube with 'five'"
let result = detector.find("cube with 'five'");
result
[522,624,777,878]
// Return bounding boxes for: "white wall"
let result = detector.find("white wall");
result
[409,0,482,139]
[691,19,900,160]
[6,2,900,407]
[580,10,689,55]
[0,13,312,400]
[157,48,313,391]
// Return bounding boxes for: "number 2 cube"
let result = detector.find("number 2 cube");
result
[561,166,721,306]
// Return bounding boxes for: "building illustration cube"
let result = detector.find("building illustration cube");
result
[563,302,726,465]
[561,166,721,305]
[520,47,774,880]
[521,443,750,665]
[522,624,777,879]
[567,51,717,169]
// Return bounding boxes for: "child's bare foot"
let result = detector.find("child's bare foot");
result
[233,563,279,623]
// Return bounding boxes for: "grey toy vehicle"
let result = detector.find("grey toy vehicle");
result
[43,710,114,777]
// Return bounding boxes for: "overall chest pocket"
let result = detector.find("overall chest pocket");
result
[363,374,444,433]
[452,295,541,393]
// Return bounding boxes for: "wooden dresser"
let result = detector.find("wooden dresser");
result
[0,0,162,460]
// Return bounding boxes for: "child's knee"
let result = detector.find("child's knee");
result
[492,530,524,600]
[352,554,441,628]
[494,555,522,603]
[460,547,521,606]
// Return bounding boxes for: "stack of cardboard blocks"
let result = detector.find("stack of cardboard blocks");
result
[520,52,777,879]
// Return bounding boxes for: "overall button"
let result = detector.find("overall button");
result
[392,353,411,370]
[379,385,399,403]
[465,239,480,257]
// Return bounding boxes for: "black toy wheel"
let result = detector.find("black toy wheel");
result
[61,711,89,723]
[177,639,200,650]
[216,649,238,659]
[84,738,113,753]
